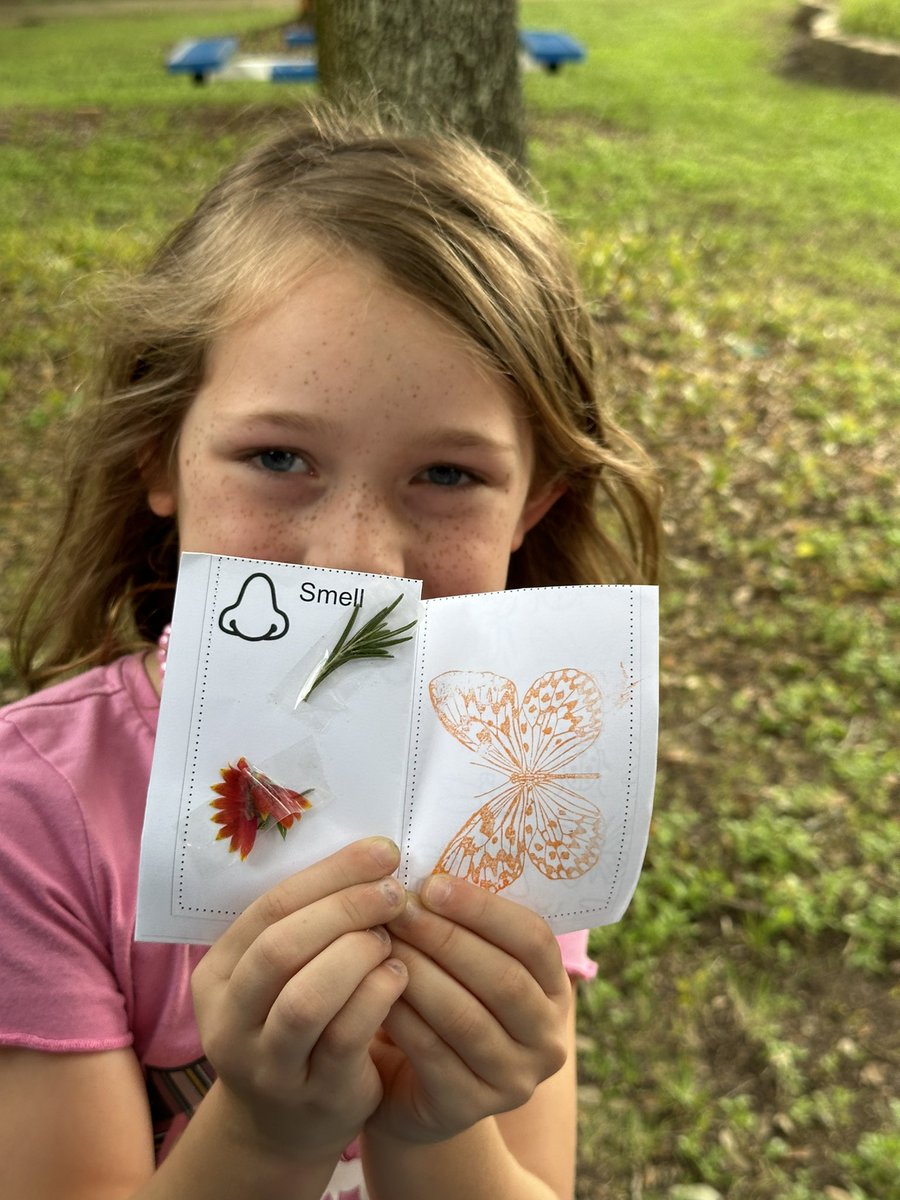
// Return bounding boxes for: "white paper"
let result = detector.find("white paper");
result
[137,553,658,942]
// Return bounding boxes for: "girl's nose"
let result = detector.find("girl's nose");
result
[302,496,408,580]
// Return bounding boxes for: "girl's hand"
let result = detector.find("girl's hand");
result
[190,837,409,1167]
[369,875,571,1145]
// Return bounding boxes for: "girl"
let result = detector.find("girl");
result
[0,111,660,1200]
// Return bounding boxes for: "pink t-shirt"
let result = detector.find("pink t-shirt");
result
[0,655,596,1191]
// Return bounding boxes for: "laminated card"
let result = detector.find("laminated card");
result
[137,553,658,942]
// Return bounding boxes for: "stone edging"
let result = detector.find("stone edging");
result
[784,3,900,93]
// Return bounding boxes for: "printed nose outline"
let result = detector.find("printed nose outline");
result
[218,573,290,642]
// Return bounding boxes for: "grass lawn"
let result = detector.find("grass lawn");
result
[1,2,898,1197]
[841,0,900,41]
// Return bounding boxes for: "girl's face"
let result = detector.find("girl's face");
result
[148,256,561,599]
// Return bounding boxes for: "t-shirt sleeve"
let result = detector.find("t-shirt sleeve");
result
[0,717,132,1052]
[556,930,597,981]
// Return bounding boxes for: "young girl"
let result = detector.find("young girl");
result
[0,111,660,1200]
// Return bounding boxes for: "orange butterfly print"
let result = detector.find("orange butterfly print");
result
[429,668,605,892]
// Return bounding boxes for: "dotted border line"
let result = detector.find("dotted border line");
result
[173,566,643,923]
[400,604,428,889]
[177,558,229,915]
[538,584,637,925]
[421,582,635,607]
[174,558,420,917]
[601,584,634,908]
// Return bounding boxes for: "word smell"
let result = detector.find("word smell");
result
[299,581,365,608]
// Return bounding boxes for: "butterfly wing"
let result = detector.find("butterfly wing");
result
[525,779,605,880]
[430,668,605,893]
[433,783,527,892]
[516,670,604,880]
[519,669,603,773]
[428,670,522,772]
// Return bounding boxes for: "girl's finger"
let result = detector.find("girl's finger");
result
[307,957,409,1080]
[385,935,511,1079]
[387,895,559,1045]
[260,927,406,1067]
[198,837,400,981]
[417,875,569,999]
[224,875,406,1031]
[379,995,526,1127]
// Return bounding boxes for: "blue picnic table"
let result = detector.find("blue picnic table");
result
[272,61,318,82]
[166,29,583,87]
[283,25,316,47]
[167,36,238,83]
[166,35,318,84]
[520,30,586,72]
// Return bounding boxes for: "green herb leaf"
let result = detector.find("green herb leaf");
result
[302,595,417,699]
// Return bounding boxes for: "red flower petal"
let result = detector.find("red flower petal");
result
[210,757,311,860]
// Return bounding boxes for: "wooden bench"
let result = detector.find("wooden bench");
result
[520,30,586,72]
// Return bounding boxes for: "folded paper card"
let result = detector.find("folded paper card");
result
[137,553,658,942]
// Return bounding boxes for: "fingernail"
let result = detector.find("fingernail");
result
[394,891,422,921]
[424,875,453,909]
[380,876,405,905]
[369,837,400,868]
[370,925,390,944]
[385,958,408,977]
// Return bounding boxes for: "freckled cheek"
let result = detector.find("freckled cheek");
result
[175,468,296,558]
[415,517,516,598]
[233,507,311,557]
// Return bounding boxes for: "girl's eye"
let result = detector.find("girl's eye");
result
[420,464,475,487]
[252,450,309,474]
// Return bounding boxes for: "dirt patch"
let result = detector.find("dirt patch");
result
[0,105,108,146]
[784,2,900,93]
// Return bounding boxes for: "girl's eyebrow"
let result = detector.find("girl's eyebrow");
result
[406,429,520,456]
[229,410,520,456]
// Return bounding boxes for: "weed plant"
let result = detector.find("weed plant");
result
[0,2,897,1197]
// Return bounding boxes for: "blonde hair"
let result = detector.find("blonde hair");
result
[12,110,660,690]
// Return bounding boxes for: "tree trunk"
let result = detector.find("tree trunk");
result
[316,0,525,171]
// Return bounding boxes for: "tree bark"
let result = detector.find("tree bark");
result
[316,0,525,171]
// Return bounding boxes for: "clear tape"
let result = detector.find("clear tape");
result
[185,588,419,873]
[270,592,418,717]
[187,740,333,870]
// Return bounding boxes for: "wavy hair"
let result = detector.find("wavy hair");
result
[13,109,661,689]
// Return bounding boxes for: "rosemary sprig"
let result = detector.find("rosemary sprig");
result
[302,594,417,700]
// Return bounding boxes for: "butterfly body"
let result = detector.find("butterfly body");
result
[429,668,605,893]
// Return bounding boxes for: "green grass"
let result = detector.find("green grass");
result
[0,5,287,107]
[524,0,900,310]
[1,2,898,1197]
[841,0,900,40]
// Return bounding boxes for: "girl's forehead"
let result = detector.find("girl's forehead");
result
[212,249,501,384]
[203,257,517,402]
[194,248,537,465]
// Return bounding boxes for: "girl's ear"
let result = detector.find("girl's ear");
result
[147,484,177,519]
[140,451,178,519]
[511,480,567,551]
